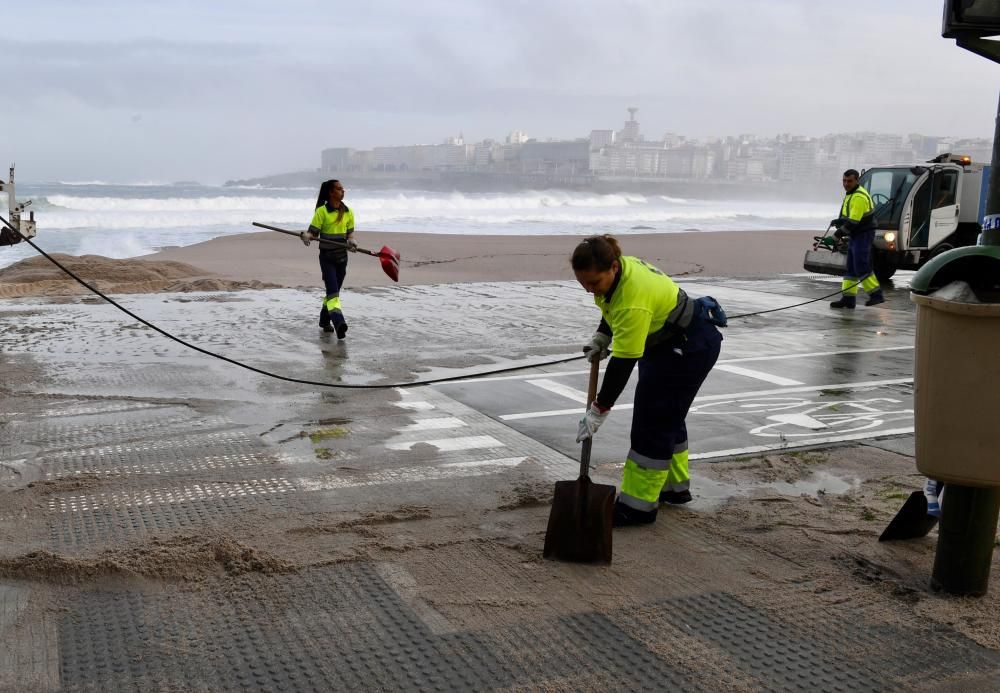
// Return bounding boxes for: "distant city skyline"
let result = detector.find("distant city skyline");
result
[313,112,993,189]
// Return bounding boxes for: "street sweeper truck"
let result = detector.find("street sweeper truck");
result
[804,153,990,282]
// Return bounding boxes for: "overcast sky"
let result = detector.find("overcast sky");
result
[3,0,999,184]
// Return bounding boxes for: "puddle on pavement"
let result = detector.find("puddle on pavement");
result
[691,469,861,509]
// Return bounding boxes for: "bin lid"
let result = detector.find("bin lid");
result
[910,246,1000,298]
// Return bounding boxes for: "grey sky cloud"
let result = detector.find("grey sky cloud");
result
[4,0,998,183]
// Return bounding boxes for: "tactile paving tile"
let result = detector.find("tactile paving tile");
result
[44,451,280,480]
[37,430,266,476]
[7,413,230,450]
[47,478,296,513]
[56,562,690,691]
[757,600,1000,684]
[497,610,695,690]
[49,492,300,552]
[663,592,885,691]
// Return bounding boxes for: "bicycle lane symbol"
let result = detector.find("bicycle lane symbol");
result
[690,397,913,438]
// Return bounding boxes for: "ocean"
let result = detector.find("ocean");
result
[2,181,835,269]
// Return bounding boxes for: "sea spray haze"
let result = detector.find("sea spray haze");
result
[3,181,834,268]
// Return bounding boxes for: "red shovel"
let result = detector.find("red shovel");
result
[252,222,400,282]
[352,245,401,283]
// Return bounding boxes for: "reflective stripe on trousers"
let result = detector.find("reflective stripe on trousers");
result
[841,274,880,296]
[619,442,690,511]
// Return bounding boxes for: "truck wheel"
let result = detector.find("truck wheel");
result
[930,243,955,259]
[872,249,896,283]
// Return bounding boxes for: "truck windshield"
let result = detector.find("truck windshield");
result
[859,167,920,229]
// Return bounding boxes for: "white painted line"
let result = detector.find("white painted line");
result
[397,417,466,432]
[385,435,504,452]
[526,378,588,403]
[298,458,526,490]
[688,427,914,461]
[721,346,912,364]
[434,346,913,385]
[393,400,436,411]
[713,365,803,386]
[499,378,914,421]
[440,457,525,468]
[766,413,828,430]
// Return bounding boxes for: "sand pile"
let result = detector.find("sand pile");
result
[0,254,279,298]
[0,534,295,584]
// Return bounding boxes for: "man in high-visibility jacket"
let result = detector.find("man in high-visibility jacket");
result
[830,169,885,309]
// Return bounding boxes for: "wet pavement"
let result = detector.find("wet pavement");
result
[3,272,999,690]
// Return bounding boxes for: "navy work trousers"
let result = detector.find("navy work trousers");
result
[845,229,875,279]
[630,322,722,461]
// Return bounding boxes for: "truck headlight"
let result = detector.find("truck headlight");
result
[884,232,896,243]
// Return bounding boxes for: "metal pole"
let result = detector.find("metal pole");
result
[931,485,1000,596]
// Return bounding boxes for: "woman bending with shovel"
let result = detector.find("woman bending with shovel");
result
[301,179,356,338]
[572,235,725,527]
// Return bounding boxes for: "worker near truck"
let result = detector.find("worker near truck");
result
[829,169,885,309]
[300,179,357,338]
[571,235,725,527]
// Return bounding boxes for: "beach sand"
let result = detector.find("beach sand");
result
[0,229,818,296]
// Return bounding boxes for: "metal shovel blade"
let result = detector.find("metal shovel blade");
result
[542,359,614,564]
[543,476,615,564]
[879,491,939,542]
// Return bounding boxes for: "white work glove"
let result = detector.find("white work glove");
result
[576,401,610,442]
[347,237,358,252]
[582,332,611,363]
[300,231,313,247]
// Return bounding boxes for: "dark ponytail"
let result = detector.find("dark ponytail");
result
[571,234,622,272]
[315,179,347,223]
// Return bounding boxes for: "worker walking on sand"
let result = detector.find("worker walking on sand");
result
[572,235,725,527]
[830,169,885,309]
[300,179,357,338]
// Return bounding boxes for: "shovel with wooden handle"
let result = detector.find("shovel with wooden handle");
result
[542,358,615,564]
[252,222,400,282]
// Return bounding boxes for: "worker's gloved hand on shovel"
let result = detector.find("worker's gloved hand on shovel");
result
[577,401,610,442]
[582,332,611,363]
[300,231,313,246]
[347,237,358,252]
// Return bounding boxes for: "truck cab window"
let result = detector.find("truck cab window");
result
[932,171,958,209]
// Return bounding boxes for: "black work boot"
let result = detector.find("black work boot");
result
[865,290,885,307]
[830,295,856,309]
[319,306,331,329]
[612,500,658,527]
[335,323,348,340]
[659,489,693,505]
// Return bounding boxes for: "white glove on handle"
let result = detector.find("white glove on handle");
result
[577,401,610,442]
[583,332,611,363]
[300,231,313,247]
[347,237,358,252]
